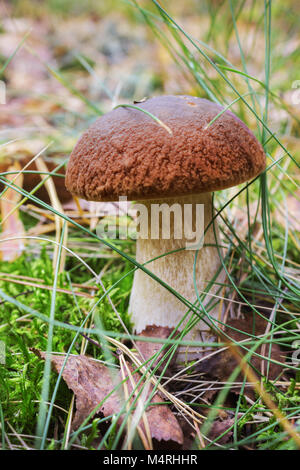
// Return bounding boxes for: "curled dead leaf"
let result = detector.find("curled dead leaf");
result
[33,350,183,446]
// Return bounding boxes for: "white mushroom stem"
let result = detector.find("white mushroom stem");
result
[128,193,225,361]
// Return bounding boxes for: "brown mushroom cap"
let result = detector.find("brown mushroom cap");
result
[65,95,266,201]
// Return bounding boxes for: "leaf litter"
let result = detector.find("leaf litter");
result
[32,349,183,446]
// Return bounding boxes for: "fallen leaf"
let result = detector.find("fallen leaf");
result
[0,155,70,204]
[197,315,286,397]
[33,350,183,445]
[277,191,300,232]
[208,417,235,445]
[136,325,178,373]
[0,162,25,261]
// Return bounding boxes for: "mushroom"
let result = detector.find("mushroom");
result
[65,95,266,361]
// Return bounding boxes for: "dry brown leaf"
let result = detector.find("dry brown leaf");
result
[208,417,235,445]
[0,162,25,261]
[0,155,70,204]
[136,325,178,373]
[277,191,300,232]
[197,315,286,397]
[33,350,183,445]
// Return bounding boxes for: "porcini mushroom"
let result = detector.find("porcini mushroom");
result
[65,95,266,360]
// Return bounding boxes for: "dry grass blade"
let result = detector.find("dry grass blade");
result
[119,353,133,450]
[120,354,153,450]
[224,337,300,448]
[0,275,93,299]
[103,334,205,424]
[6,421,30,450]
[35,157,68,272]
